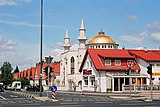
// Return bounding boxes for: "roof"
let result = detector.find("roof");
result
[129,50,160,61]
[87,31,117,45]
[80,49,140,72]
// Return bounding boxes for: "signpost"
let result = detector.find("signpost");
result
[50,85,57,99]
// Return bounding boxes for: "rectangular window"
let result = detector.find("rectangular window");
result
[90,76,95,86]
[157,64,160,67]
[115,60,121,66]
[87,62,89,67]
[84,77,88,85]
[105,59,111,65]
[90,61,92,67]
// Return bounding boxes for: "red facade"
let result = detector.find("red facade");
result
[12,62,60,81]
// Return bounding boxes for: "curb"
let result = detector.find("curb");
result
[13,91,59,102]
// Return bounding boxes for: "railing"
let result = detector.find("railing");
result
[123,85,160,92]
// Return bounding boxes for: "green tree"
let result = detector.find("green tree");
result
[0,62,13,85]
[20,77,30,88]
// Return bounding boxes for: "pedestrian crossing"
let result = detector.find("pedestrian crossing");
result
[0,98,43,105]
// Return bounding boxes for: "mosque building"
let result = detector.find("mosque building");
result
[60,18,160,92]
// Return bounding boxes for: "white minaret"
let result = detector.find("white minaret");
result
[77,18,87,49]
[63,29,71,52]
[77,18,88,69]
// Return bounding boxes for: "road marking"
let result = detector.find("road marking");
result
[60,102,78,105]
[120,103,157,106]
[0,95,5,99]
[144,106,159,107]
[95,102,113,104]
[10,95,18,97]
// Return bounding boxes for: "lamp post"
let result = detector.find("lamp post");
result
[127,60,134,99]
[45,56,53,100]
[39,0,43,97]
[129,67,131,99]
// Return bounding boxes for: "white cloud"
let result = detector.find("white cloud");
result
[70,43,79,50]
[0,53,37,71]
[0,13,19,18]
[126,15,138,21]
[0,0,16,6]
[0,36,17,51]
[120,32,146,44]
[49,43,79,61]
[147,21,160,31]
[50,48,63,61]
[0,20,65,29]
[0,0,31,6]
[151,32,160,42]
[57,42,63,46]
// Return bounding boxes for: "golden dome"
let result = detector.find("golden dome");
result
[88,31,116,45]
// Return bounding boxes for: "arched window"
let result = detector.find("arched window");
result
[71,57,75,74]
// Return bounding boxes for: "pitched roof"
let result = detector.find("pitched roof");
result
[80,49,140,72]
[129,50,160,61]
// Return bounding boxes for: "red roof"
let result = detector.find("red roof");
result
[80,49,140,72]
[50,63,60,74]
[129,50,160,61]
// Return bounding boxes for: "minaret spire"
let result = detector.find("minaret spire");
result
[80,17,85,30]
[77,18,87,49]
[63,29,71,52]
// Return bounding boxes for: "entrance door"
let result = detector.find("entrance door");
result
[114,78,124,91]
[114,78,118,91]
[120,78,124,91]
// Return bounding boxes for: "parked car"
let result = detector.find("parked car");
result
[12,81,21,91]
[0,84,4,92]
[26,85,43,92]
[6,84,12,90]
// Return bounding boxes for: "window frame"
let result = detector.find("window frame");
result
[105,59,111,65]
[115,60,121,66]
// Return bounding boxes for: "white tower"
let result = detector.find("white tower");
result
[77,18,87,49]
[77,18,88,68]
[63,29,71,52]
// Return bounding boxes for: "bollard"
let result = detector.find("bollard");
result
[52,92,56,99]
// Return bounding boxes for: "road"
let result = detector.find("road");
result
[54,92,160,107]
[0,90,52,107]
[1,90,160,107]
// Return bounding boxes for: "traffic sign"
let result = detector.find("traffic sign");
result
[50,85,57,92]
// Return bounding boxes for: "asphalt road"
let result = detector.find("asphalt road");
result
[1,90,160,107]
[0,90,52,107]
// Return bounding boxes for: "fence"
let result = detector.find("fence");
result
[123,85,160,92]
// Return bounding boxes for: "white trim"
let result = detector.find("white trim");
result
[115,60,121,66]
[105,59,111,65]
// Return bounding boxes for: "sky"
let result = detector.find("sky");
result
[0,0,160,71]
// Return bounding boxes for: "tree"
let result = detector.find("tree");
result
[20,77,30,88]
[0,62,13,85]
[14,66,19,73]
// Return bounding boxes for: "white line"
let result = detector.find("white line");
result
[60,102,78,105]
[95,102,113,104]
[120,103,157,106]
[144,106,159,107]
[0,95,5,99]
[10,95,18,97]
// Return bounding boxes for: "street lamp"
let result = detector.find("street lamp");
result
[39,0,43,97]
[127,60,134,99]
[45,56,53,100]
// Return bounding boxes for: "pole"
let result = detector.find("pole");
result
[150,74,153,101]
[47,65,50,100]
[129,68,131,99]
[39,0,43,97]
